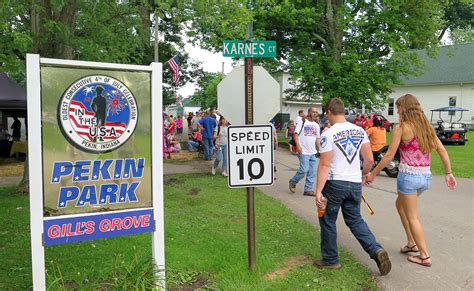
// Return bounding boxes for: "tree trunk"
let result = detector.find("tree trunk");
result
[21,0,79,190]
[324,0,343,62]
[19,156,29,193]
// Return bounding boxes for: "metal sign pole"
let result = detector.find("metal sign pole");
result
[244,23,256,271]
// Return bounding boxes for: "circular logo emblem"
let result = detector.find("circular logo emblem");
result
[58,75,138,153]
[321,136,327,148]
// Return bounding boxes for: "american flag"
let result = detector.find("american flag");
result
[167,55,180,84]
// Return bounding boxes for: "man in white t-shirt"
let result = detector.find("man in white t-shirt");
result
[314,98,391,276]
[295,109,305,127]
[212,109,221,123]
[288,107,320,196]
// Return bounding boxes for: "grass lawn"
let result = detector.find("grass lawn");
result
[277,129,289,144]
[0,174,377,290]
[387,131,473,178]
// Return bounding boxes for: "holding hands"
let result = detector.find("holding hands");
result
[363,172,375,186]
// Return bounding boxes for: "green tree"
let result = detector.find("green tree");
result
[0,0,201,104]
[190,0,445,108]
[450,28,474,43]
[190,72,223,110]
[0,0,204,188]
[438,0,474,42]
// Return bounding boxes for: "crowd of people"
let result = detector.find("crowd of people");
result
[284,95,456,275]
[286,110,388,154]
[163,114,183,156]
[163,94,457,276]
[184,109,229,176]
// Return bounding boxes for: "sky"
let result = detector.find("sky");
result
[177,43,236,98]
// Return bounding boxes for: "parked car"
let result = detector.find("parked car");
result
[345,109,357,123]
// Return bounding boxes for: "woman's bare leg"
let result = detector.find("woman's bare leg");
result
[396,195,417,249]
[399,193,431,264]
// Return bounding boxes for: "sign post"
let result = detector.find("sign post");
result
[27,55,165,289]
[245,23,256,271]
[222,24,277,271]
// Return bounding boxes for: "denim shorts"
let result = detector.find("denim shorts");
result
[397,172,432,195]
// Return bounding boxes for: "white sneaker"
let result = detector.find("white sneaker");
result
[211,166,216,175]
[222,171,228,177]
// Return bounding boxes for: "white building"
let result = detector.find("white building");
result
[381,43,474,127]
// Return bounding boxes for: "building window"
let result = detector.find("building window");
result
[449,96,456,115]
[388,98,394,116]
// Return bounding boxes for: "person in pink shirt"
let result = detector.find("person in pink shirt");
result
[366,94,456,268]
[176,115,183,134]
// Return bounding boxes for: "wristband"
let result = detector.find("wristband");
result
[445,172,452,175]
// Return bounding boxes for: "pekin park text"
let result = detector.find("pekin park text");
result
[51,158,145,208]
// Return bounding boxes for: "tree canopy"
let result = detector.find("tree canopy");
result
[189,0,451,108]
[1,0,472,108]
[0,0,201,104]
[189,72,223,110]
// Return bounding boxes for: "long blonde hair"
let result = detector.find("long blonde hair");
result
[396,94,438,153]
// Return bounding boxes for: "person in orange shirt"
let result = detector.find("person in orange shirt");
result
[366,118,386,152]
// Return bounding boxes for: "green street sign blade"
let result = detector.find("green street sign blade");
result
[223,40,276,58]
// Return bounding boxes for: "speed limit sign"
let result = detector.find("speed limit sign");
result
[227,125,274,188]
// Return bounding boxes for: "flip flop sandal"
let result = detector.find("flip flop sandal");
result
[407,255,432,267]
[400,244,419,253]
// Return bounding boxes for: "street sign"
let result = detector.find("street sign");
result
[217,66,280,125]
[223,40,276,58]
[228,125,274,188]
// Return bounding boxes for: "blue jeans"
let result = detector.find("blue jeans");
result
[319,180,383,265]
[290,154,318,192]
[202,138,213,160]
[213,144,228,171]
[187,140,200,152]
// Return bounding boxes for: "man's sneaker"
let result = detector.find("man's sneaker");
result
[221,171,228,177]
[211,166,216,175]
[313,260,342,269]
[303,191,316,196]
[289,180,296,193]
[373,249,391,276]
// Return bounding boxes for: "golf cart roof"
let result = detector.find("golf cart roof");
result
[430,106,469,112]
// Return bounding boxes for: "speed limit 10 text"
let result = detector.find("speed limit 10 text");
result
[231,131,271,155]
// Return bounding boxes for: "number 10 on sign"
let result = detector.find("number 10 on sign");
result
[227,125,274,188]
